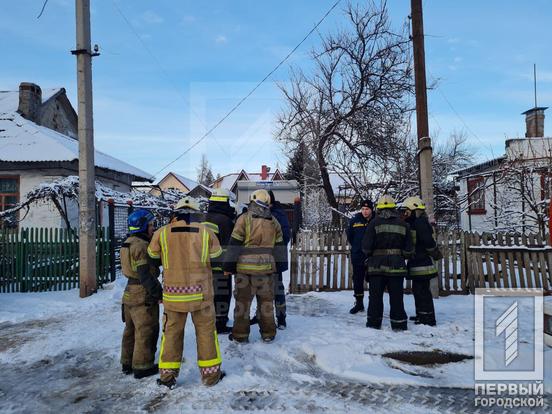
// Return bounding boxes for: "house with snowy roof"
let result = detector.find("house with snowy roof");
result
[0,82,152,229]
[454,107,552,235]
[149,172,198,198]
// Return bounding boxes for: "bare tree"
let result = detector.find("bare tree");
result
[277,1,413,220]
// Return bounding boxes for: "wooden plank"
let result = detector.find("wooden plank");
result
[318,232,325,291]
[536,234,548,290]
[521,234,533,288]
[451,230,458,291]
[310,232,317,292]
[460,231,468,292]
[496,233,508,289]
[332,232,339,290]
[505,234,517,288]
[340,232,347,290]
[492,233,502,288]
[482,234,495,288]
[473,233,486,288]
[443,231,450,292]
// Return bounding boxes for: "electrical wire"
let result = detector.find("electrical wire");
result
[151,0,343,178]
[37,0,49,19]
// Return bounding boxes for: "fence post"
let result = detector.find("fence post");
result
[108,199,116,282]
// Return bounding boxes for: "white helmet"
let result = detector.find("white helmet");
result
[209,188,231,203]
[175,196,200,212]
[250,189,270,207]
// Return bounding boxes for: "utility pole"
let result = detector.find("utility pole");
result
[73,0,97,297]
[411,0,438,297]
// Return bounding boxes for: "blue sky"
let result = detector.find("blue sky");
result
[1,0,551,181]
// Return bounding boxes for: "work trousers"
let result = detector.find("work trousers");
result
[233,274,276,340]
[412,279,436,325]
[213,272,232,328]
[158,303,222,386]
[120,303,159,370]
[352,262,366,300]
[367,275,408,330]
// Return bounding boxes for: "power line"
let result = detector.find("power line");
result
[37,0,49,19]
[152,0,342,178]
[111,0,228,157]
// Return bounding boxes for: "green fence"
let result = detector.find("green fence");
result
[0,227,113,293]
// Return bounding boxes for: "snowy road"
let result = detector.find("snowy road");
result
[0,281,549,413]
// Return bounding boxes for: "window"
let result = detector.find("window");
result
[0,177,19,212]
[467,176,486,214]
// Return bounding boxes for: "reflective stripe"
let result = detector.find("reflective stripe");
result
[131,258,147,271]
[367,266,406,274]
[237,263,273,272]
[160,228,169,269]
[203,221,219,234]
[147,246,160,259]
[129,226,140,231]
[210,247,223,258]
[198,330,222,367]
[201,230,209,265]
[352,223,366,228]
[209,196,229,202]
[411,230,417,245]
[162,293,204,302]
[244,214,251,246]
[159,331,181,369]
[375,224,406,236]
[409,264,438,276]
[212,267,223,272]
[231,232,244,242]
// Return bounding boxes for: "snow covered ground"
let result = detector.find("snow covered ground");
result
[0,278,550,413]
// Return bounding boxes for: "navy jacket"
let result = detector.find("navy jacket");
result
[270,201,290,272]
[346,212,372,266]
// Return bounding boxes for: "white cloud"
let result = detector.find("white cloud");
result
[215,35,228,45]
[141,10,163,24]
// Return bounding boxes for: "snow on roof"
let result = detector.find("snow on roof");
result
[0,88,63,114]
[452,156,506,177]
[0,112,152,181]
[170,172,198,191]
[215,173,240,190]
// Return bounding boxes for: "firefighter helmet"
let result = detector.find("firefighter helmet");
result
[375,194,397,210]
[402,196,426,211]
[209,188,231,203]
[175,196,201,212]
[128,209,155,234]
[250,189,270,207]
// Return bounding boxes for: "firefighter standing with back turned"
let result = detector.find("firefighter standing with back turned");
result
[120,209,162,379]
[204,188,236,334]
[401,196,442,326]
[223,189,285,343]
[362,195,413,331]
[346,199,374,314]
[148,197,224,389]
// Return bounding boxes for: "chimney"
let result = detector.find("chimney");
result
[261,165,270,180]
[522,106,547,138]
[18,82,42,123]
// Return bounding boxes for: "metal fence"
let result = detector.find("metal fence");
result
[0,227,111,293]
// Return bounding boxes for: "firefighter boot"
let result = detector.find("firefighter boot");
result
[349,295,365,314]
[134,365,159,379]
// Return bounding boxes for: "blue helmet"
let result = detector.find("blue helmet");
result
[128,209,155,234]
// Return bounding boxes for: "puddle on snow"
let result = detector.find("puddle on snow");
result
[383,350,473,366]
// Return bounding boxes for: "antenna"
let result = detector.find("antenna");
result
[534,63,538,109]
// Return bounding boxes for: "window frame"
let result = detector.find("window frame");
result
[0,175,20,227]
[467,176,486,215]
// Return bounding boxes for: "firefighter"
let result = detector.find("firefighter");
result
[401,196,442,326]
[120,209,162,379]
[204,188,236,334]
[148,196,224,389]
[346,199,374,314]
[223,189,285,343]
[362,195,413,331]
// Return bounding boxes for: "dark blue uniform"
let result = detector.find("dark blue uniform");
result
[270,201,290,325]
[346,213,371,301]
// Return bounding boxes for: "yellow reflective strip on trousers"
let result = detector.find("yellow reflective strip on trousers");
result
[198,330,222,367]
[158,330,182,369]
[375,224,406,236]
[147,246,160,259]
[409,264,438,276]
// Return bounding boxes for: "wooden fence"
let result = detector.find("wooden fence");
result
[289,229,552,294]
[0,227,112,293]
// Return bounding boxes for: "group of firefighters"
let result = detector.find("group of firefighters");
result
[347,195,442,330]
[119,188,440,389]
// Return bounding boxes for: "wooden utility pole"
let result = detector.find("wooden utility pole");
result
[411,0,438,297]
[74,0,97,297]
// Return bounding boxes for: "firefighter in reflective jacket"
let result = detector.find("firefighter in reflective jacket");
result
[148,196,224,389]
[401,196,442,326]
[346,199,374,314]
[120,209,162,379]
[204,188,236,334]
[223,189,285,343]
[362,195,413,331]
